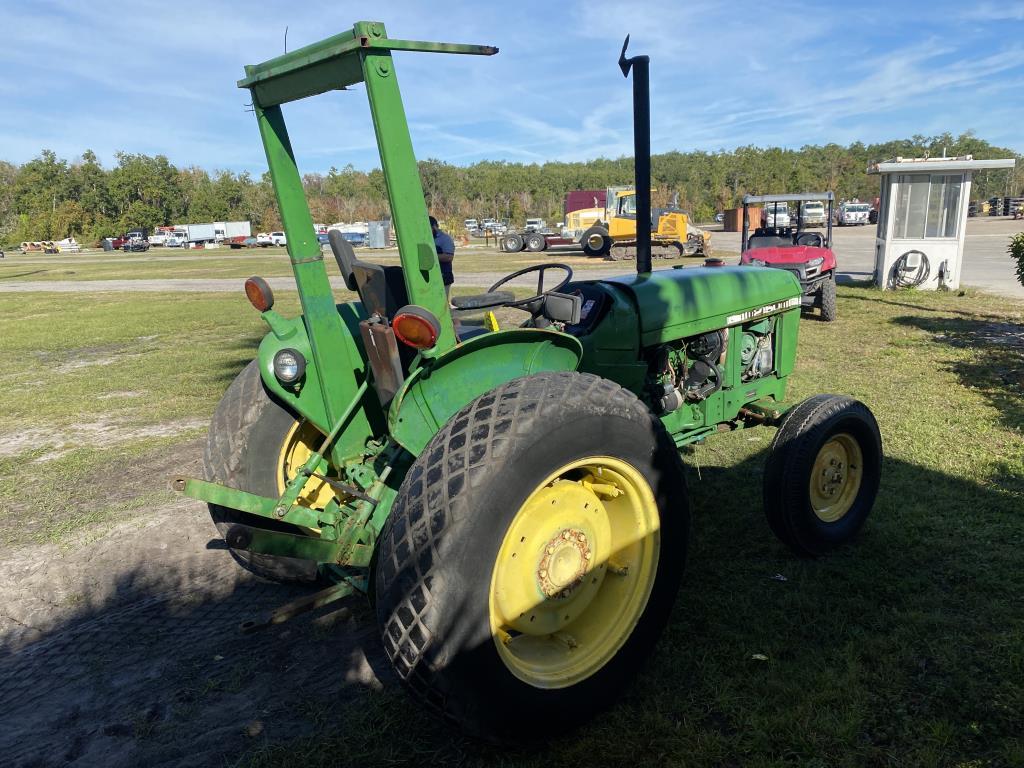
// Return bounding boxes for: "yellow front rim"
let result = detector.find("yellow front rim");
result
[809,433,863,523]
[277,420,335,510]
[488,456,661,688]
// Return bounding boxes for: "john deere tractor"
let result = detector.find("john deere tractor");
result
[177,23,882,741]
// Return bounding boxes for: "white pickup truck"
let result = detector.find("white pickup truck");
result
[836,202,871,226]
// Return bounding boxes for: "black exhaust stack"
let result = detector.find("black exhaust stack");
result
[619,35,651,275]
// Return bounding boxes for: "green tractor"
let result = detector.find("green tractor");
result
[177,22,882,740]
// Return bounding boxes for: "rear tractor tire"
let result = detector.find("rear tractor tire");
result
[375,371,688,741]
[763,395,882,556]
[580,225,612,258]
[203,360,330,583]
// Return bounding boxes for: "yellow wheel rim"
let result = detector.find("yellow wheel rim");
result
[809,433,863,523]
[277,420,334,510]
[488,456,661,689]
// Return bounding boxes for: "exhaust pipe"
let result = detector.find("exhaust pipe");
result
[619,35,651,275]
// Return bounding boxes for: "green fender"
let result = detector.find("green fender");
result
[387,329,583,456]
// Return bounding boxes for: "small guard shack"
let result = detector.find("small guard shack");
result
[868,155,1016,290]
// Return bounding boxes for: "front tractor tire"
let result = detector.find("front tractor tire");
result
[203,360,328,583]
[375,372,688,741]
[763,395,882,556]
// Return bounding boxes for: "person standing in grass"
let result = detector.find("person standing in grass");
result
[430,216,455,300]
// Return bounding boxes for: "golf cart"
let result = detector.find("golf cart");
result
[740,192,838,322]
[174,25,881,740]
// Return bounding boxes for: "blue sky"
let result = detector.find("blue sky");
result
[2,0,1022,174]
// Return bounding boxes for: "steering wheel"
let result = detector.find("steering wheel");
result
[487,263,573,312]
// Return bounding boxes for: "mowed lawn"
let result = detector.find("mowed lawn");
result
[0,272,1022,765]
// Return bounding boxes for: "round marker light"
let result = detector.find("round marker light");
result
[245,276,274,312]
[392,305,441,350]
[273,348,306,384]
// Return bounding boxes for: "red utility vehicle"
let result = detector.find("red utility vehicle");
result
[740,192,837,321]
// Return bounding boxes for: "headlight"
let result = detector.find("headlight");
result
[273,348,306,385]
[807,257,824,267]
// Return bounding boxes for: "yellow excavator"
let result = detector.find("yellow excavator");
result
[579,186,712,259]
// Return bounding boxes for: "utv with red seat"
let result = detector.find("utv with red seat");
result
[739,192,838,322]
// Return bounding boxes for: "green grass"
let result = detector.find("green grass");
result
[0,246,730,282]
[1,273,1023,765]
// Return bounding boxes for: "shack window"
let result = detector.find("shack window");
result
[893,173,962,239]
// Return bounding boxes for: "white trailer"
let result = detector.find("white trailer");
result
[172,223,218,244]
[214,221,252,240]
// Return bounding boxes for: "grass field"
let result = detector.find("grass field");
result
[0,245,731,283]
[1,251,1022,765]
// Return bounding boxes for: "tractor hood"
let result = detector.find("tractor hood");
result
[603,265,801,346]
[740,245,836,269]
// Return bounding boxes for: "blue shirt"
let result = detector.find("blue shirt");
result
[434,230,455,285]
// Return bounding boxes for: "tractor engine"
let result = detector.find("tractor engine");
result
[648,318,777,414]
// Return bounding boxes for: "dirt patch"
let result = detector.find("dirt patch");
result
[0,417,206,461]
[0,498,391,767]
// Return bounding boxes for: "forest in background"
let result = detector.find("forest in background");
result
[0,132,1019,245]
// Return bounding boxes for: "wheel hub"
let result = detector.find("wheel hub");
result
[809,433,863,522]
[488,457,662,689]
[538,529,591,598]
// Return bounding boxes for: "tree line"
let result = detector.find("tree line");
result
[1,132,1019,245]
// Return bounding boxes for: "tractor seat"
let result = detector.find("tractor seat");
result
[328,230,410,317]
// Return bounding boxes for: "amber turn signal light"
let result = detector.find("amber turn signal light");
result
[392,305,441,350]
[244,276,274,312]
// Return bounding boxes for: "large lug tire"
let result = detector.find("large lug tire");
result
[203,360,324,583]
[820,274,837,321]
[524,232,547,252]
[501,233,524,252]
[375,371,688,741]
[763,395,882,556]
[580,226,612,257]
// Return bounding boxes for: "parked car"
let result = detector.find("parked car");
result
[256,232,274,247]
[524,218,545,232]
[228,236,259,248]
[763,204,790,228]
[165,233,188,248]
[835,202,871,226]
[122,235,150,252]
[799,201,826,227]
[464,218,479,232]
[270,231,287,246]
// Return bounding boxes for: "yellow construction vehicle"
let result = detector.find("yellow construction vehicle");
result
[579,186,711,259]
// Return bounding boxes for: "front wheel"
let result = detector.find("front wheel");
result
[819,274,837,321]
[763,395,882,556]
[203,361,333,582]
[375,372,688,740]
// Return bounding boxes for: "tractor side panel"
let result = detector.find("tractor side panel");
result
[257,302,386,463]
[388,330,582,456]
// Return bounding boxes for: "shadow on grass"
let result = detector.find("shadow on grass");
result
[3,449,1022,767]
[891,313,1024,436]
[844,288,1017,320]
[0,269,49,280]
